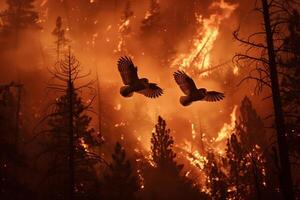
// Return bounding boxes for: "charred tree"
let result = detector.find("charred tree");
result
[261,1,294,198]
[279,8,300,195]
[37,50,102,200]
[52,16,69,61]
[0,82,33,199]
[233,0,297,199]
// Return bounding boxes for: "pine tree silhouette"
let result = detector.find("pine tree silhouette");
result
[102,142,139,200]
[0,0,39,47]
[142,116,208,200]
[52,16,69,61]
[205,152,228,200]
[151,116,183,173]
[39,51,101,200]
[237,96,280,199]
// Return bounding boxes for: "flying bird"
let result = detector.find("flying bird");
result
[173,70,225,106]
[117,56,163,98]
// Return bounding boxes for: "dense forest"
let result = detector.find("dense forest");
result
[0,0,300,199]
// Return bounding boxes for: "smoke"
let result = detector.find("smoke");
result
[0,0,274,162]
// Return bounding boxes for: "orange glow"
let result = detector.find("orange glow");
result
[215,105,238,143]
[172,0,238,75]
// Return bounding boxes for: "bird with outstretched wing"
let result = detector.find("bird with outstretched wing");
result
[117,56,163,98]
[173,70,224,106]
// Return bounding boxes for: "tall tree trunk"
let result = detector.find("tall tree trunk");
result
[261,0,294,199]
[67,53,75,200]
[96,68,102,139]
[15,84,21,149]
[251,158,261,200]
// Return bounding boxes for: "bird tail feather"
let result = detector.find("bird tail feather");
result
[180,96,192,106]
[120,86,134,97]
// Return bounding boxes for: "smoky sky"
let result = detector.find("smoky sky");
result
[0,0,272,155]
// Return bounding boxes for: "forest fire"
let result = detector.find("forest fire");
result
[0,0,299,199]
[172,0,238,75]
[215,105,238,143]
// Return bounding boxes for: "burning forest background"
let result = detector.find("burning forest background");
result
[0,0,300,199]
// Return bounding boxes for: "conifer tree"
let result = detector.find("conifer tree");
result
[233,1,296,197]
[0,0,39,46]
[225,128,266,199]
[101,142,139,200]
[52,16,69,61]
[142,116,208,200]
[40,51,101,200]
[151,116,183,173]
[205,152,228,200]
[280,9,300,156]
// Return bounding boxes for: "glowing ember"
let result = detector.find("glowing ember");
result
[172,0,238,75]
[79,138,90,153]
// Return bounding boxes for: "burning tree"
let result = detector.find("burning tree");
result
[141,116,208,200]
[140,0,161,36]
[38,50,101,200]
[225,133,266,200]
[52,16,69,61]
[101,142,139,200]
[116,0,134,54]
[204,152,228,200]
[233,0,298,198]
[0,0,39,47]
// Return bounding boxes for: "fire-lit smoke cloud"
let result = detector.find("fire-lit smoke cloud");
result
[172,0,238,76]
[0,0,274,183]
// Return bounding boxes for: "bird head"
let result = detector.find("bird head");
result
[140,78,149,84]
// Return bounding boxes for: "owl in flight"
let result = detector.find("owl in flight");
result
[117,56,163,98]
[173,70,225,106]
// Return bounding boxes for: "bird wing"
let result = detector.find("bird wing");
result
[137,83,163,98]
[203,91,225,102]
[117,56,139,85]
[173,70,197,95]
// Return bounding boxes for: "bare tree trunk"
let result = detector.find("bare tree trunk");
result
[261,0,294,199]
[15,84,21,149]
[67,52,75,200]
[96,68,102,139]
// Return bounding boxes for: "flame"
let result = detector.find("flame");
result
[191,123,196,140]
[172,0,238,75]
[79,137,90,153]
[180,140,208,170]
[215,105,238,142]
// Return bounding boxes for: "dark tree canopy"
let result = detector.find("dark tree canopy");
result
[52,16,69,61]
[142,116,208,200]
[101,142,140,200]
[39,52,100,200]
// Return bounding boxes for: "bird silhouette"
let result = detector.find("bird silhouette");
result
[173,70,225,106]
[117,56,163,98]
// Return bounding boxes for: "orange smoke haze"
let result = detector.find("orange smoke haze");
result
[0,0,274,178]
